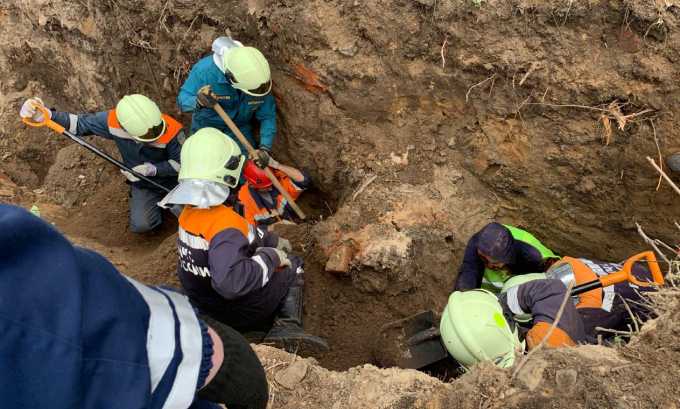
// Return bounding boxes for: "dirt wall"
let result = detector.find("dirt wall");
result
[1,0,680,407]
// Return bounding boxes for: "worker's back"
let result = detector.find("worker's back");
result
[0,204,204,409]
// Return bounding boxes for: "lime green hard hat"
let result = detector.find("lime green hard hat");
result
[500,273,546,323]
[179,127,244,187]
[439,290,523,369]
[115,94,164,142]
[223,47,272,96]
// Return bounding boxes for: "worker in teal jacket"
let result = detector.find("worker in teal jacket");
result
[177,37,275,168]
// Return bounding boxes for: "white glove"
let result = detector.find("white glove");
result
[20,98,51,122]
[132,163,157,177]
[276,237,292,253]
[272,248,291,268]
[120,169,140,182]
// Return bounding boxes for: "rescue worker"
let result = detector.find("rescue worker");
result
[455,222,560,292]
[238,158,311,227]
[440,253,661,369]
[177,36,275,169]
[19,95,183,233]
[0,204,268,409]
[158,127,328,354]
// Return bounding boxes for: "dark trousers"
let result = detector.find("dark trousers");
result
[197,317,269,409]
[129,185,182,233]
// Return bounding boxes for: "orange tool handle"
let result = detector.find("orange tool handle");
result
[600,251,664,288]
[21,104,66,134]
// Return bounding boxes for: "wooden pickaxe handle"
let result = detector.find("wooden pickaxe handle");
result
[211,102,307,220]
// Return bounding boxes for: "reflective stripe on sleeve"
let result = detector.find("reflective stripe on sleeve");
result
[506,286,526,315]
[123,276,176,394]
[252,254,270,286]
[159,289,203,409]
[168,160,180,172]
[68,114,79,134]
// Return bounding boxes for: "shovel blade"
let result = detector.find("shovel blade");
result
[374,310,449,369]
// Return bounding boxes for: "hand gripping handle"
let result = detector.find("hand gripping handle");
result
[21,104,65,134]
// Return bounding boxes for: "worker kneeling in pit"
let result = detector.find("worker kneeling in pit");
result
[19,95,184,233]
[238,158,311,228]
[159,127,328,354]
[455,222,561,293]
[441,253,663,369]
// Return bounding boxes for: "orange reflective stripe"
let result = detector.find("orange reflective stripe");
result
[107,109,121,128]
[179,205,250,242]
[157,114,183,144]
[274,170,302,201]
[552,257,602,309]
[237,185,260,226]
[526,321,576,350]
[237,171,299,227]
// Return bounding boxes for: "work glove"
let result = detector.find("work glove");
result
[197,85,218,108]
[276,237,292,253]
[20,97,51,122]
[120,170,140,183]
[272,248,292,269]
[132,162,157,177]
[120,163,156,182]
[251,149,270,169]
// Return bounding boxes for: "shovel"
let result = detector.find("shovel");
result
[21,104,170,193]
[374,310,449,369]
[379,251,664,370]
[205,89,306,220]
[571,251,664,296]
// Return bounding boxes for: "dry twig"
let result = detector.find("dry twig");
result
[649,120,663,190]
[440,37,448,69]
[618,294,640,333]
[636,222,672,267]
[466,74,497,103]
[511,281,574,379]
[594,327,634,336]
[351,174,377,201]
[646,156,680,197]
[518,62,540,87]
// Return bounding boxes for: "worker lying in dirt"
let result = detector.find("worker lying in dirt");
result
[177,36,275,169]
[158,127,328,354]
[440,253,661,369]
[238,158,311,227]
[455,222,560,292]
[19,95,183,233]
[0,204,269,409]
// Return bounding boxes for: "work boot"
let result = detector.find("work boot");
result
[263,284,329,355]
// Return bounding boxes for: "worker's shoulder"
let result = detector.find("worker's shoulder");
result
[191,55,223,77]
[181,205,251,242]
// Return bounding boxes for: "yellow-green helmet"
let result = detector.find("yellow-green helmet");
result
[439,290,523,369]
[500,273,546,323]
[178,128,244,187]
[223,47,272,96]
[115,94,164,142]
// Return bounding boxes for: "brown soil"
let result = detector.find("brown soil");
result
[2,0,680,407]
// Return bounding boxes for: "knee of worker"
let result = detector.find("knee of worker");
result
[129,205,162,233]
[201,321,269,408]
